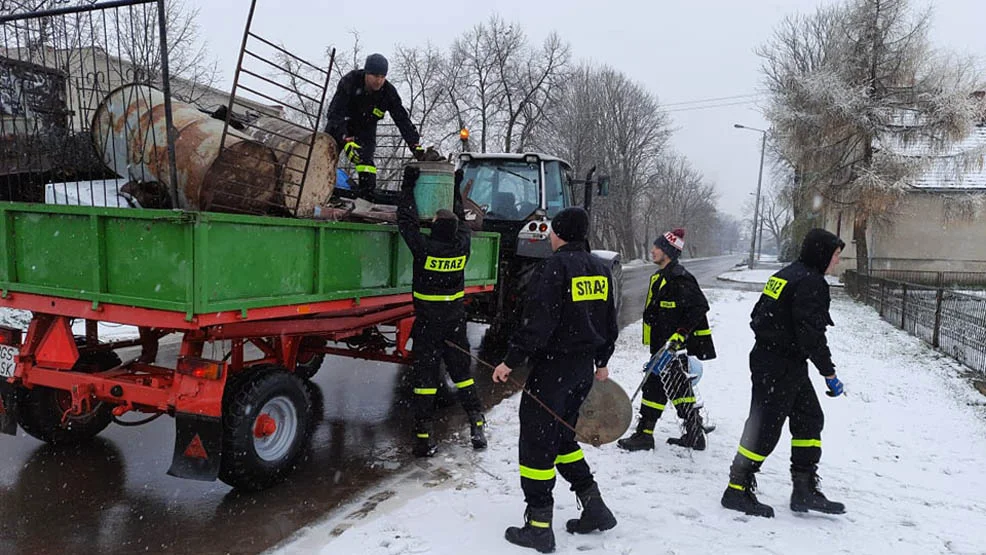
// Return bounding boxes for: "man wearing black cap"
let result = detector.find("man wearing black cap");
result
[720,228,846,519]
[397,166,486,458]
[492,207,619,553]
[325,53,424,202]
[618,228,716,452]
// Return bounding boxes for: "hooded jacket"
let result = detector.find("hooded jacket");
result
[749,229,845,376]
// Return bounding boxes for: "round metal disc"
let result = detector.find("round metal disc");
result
[576,378,633,446]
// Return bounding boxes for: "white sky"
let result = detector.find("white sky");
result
[190,0,986,220]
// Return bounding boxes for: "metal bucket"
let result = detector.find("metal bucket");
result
[90,84,278,213]
[409,160,455,220]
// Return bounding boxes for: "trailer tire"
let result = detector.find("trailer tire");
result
[219,367,313,491]
[15,350,121,445]
[294,352,325,380]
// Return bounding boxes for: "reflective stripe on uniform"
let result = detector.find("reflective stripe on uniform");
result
[519,465,556,480]
[660,301,676,308]
[416,433,430,438]
[728,482,746,491]
[641,398,666,411]
[372,107,385,118]
[413,387,437,395]
[693,328,712,336]
[529,520,550,529]
[413,290,465,302]
[554,449,585,465]
[642,428,654,435]
[355,164,377,174]
[738,445,766,462]
[455,378,475,389]
[643,274,668,345]
[791,438,822,448]
[671,396,696,406]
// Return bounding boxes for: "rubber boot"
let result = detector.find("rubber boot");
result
[565,483,617,534]
[790,469,845,514]
[616,416,656,452]
[468,412,487,450]
[505,506,555,553]
[667,412,706,451]
[412,422,438,458]
[721,471,774,518]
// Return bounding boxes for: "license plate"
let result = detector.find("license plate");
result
[0,344,18,378]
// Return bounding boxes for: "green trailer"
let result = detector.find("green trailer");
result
[0,203,498,490]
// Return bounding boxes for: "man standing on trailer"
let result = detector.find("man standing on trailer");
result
[325,54,425,202]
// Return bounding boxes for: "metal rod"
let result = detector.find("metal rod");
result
[239,67,321,102]
[247,31,328,74]
[243,49,324,89]
[0,0,157,23]
[156,0,180,209]
[444,340,579,436]
[292,47,335,215]
[218,0,257,167]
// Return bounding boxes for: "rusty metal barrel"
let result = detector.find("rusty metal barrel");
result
[90,84,278,213]
[248,118,337,218]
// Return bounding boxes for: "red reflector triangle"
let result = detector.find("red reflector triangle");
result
[183,434,209,460]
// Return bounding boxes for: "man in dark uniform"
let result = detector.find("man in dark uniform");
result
[618,228,716,452]
[397,166,486,458]
[720,228,846,518]
[492,207,619,553]
[325,54,424,202]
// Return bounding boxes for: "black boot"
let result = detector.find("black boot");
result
[468,412,487,450]
[617,417,656,452]
[412,423,438,458]
[565,483,617,534]
[721,473,774,518]
[790,469,845,514]
[667,413,706,451]
[505,506,555,553]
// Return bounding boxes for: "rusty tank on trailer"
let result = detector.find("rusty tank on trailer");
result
[90,84,278,213]
[248,117,337,218]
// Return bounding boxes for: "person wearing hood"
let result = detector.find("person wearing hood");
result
[618,228,717,452]
[721,228,847,519]
[492,207,619,553]
[397,166,485,458]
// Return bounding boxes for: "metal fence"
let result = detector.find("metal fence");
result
[843,270,986,376]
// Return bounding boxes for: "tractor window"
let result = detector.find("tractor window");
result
[543,161,570,218]
[461,160,541,221]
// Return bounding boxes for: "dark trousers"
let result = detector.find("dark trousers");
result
[411,316,481,431]
[519,354,597,509]
[729,345,824,478]
[638,355,699,429]
[353,129,377,201]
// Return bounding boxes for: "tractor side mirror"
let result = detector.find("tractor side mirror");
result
[596,175,611,197]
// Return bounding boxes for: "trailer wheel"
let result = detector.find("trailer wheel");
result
[219,368,313,491]
[16,350,122,445]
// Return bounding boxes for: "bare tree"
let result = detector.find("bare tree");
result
[761,0,986,273]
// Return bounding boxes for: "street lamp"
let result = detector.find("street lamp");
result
[734,123,767,268]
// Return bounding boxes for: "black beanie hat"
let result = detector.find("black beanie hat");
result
[364,53,388,76]
[551,207,589,242]
[654,228,685,260]
[431,209,458,242]
[798,228,845,274]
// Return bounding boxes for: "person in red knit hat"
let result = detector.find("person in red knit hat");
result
[618,228,718,451]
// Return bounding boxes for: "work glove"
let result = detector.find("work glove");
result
[667,331,687,352]
[401,165,421,191]
[824,375,844,397]
[343,139,361,164]
[411,143,426,161]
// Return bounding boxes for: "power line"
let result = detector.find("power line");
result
[657,99,762,114]
[660,93,764,107]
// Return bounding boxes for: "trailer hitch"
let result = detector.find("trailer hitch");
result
[61,383,99,424]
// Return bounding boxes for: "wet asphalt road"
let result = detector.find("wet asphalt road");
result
[0,254,742,555]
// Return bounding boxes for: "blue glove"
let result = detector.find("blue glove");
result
[824,375,844,397]
[644,348,674,376]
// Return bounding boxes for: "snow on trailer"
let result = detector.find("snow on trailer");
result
[0,0,498,491]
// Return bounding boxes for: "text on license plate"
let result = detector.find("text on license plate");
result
[0,344,18,378]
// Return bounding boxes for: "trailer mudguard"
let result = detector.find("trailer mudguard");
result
[167,412,222,481]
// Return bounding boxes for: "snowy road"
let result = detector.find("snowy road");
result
[272,289,986,555]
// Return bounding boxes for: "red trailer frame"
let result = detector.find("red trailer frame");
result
[0,285,493,489]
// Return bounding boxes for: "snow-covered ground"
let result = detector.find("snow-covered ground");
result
[0,308,140,340]
[718,266,843,287]
[271,290,986,555]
